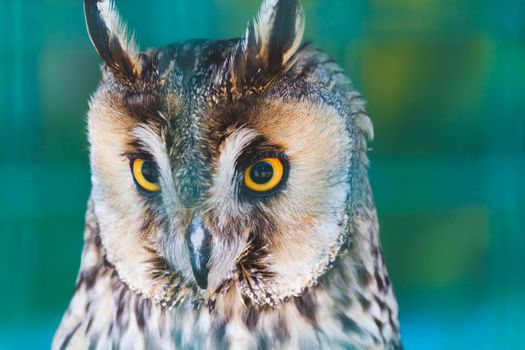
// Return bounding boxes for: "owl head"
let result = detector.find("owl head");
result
[85,0,374,308]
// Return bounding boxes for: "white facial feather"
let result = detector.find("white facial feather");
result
[208,128,259,215]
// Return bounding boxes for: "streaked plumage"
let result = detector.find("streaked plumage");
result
[53,0,402,349]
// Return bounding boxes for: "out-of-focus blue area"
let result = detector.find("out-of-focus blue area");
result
[1,0,524,348]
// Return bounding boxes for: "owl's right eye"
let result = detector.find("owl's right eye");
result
[131,159,161,193]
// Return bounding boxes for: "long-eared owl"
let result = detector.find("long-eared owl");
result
[53,0,402,349]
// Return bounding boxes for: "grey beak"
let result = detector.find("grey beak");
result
[185,215,211,289]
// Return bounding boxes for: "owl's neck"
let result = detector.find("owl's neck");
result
[53,197,401,349]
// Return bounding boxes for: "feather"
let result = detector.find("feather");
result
[84,0,142,80]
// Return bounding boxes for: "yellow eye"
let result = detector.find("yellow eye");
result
[243,157,285,193]
[132,159,161,192]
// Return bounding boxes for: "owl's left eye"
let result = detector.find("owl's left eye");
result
[131,159,160,193]
[243,157,286,194]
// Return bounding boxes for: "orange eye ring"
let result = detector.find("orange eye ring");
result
[132,159,161,192]
[243,157,285,193]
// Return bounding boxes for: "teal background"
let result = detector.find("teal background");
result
[1,0,524,348]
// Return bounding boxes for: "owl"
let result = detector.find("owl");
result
[53,0,401,349]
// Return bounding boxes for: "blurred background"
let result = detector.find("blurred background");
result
[1,0,524,348]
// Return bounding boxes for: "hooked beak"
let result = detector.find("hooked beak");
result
[185,215,212,289]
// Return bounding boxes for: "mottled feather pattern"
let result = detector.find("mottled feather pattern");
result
[54,198,400,349]
[54,0,402,348]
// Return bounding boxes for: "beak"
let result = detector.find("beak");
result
[185,215,212,289]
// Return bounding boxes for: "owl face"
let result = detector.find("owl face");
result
[85,0,370,306]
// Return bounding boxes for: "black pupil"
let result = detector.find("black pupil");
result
[141,161,158,183]
[250,161,274,184]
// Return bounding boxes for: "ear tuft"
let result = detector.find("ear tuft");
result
[229,0,305,87]
[84,0,142,81]
[249,0,305,70]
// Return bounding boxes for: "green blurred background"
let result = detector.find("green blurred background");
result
[1,0,524,348]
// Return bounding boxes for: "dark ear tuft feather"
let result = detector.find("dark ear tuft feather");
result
[84,0,142,81]
[230,0,305,86]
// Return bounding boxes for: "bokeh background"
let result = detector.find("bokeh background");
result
[1,0,524,348]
